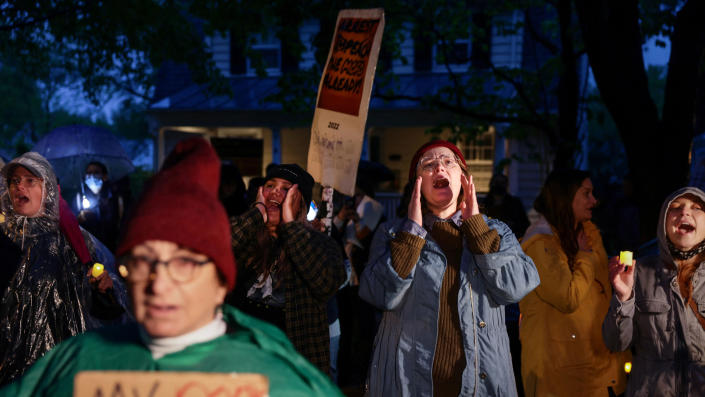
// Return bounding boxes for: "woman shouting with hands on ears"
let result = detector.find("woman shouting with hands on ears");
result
[227,164,346,375]
[359,140,539,397]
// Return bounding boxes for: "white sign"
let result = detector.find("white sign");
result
[307,8,385,196]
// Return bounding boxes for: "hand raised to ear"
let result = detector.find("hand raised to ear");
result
[408,176,423,227]
[254,186,267,223]
[460,174,480,220]
[282,184,301,224]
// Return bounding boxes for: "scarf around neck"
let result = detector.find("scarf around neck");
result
[668,238,705,261]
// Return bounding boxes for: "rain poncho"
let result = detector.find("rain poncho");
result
[0,152,122,385]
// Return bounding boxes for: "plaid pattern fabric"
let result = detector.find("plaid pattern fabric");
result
[231,208,346,373]
[230,208,267,267]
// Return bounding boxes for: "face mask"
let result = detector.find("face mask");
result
[85,175,103,194]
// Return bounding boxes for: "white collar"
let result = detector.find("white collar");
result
[140,311,227,360]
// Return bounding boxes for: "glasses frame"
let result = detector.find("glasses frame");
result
[119,254,212,284]
[417,155,460,174]
[8,175,44,189]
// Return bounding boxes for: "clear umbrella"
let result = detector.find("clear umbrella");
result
[31,125,134,192]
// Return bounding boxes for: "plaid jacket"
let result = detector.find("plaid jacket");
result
[230,208,346,374]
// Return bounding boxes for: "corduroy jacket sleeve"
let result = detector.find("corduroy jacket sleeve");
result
[461,214,500,253]
[230,208,266,269]
[278,221,346,302]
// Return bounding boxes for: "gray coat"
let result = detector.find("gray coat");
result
[603,187,705,396]
[359,213,539,396]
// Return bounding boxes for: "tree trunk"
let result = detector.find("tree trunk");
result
[574,0,701,244]
[662,0,705,184]
[554,0,580,170]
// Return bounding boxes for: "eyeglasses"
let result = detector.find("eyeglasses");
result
[417,155,459,173]
[119,254,212,283]
[8,175,43,189]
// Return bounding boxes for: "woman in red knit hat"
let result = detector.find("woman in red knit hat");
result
[0,138,342,397]
[359,140,540,397]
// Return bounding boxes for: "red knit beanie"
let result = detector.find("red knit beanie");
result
[408,140,466,182]
[116,138,236,290]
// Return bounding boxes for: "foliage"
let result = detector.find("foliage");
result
[639,0,683,39]
[0,0,697,195]
[0,60,44,152]
[0,0,240,102]
[575,0,704,242]
[586,91,627,182]
[256,0,578,169]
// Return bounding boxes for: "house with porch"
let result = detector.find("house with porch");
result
[147,8,586,222]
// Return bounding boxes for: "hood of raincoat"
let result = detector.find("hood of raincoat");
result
[0,153,123,386]
[656,186,705,266]
[0,152,60,244]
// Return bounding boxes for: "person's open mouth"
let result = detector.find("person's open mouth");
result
[433,178,449,189]
[13,194,29,206]
[677,221,696,234]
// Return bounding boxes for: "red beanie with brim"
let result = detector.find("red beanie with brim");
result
[408,140,466,182]
[116,138,236,290]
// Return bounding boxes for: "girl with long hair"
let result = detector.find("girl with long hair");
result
[520,169,629,397]
[228,163,346,375]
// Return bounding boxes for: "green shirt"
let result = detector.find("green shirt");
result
[0,305,342,397]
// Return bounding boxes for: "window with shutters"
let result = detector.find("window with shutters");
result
[470,13,491,69]
[413,34,433,72]
[230,33,281,76]
[433,38,471,73]
[413,14,492,74]
[247,34,281,76]
[459,128,495,193]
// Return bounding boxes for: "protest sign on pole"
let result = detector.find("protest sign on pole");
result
[307,8,385,198]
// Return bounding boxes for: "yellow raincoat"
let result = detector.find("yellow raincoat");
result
[519,219,630,397]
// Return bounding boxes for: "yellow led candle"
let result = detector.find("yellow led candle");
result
[91,263,105,278]
[619,251,633,267]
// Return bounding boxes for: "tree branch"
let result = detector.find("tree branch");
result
[102,74,153,102]
[372,89,550,131]
[429,25,465,108]
[487,62,550,130]
[524,8,559,54]
[0,4,89,32]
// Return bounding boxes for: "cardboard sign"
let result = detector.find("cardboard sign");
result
[73,371,268,397]
[307,8,385,196]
